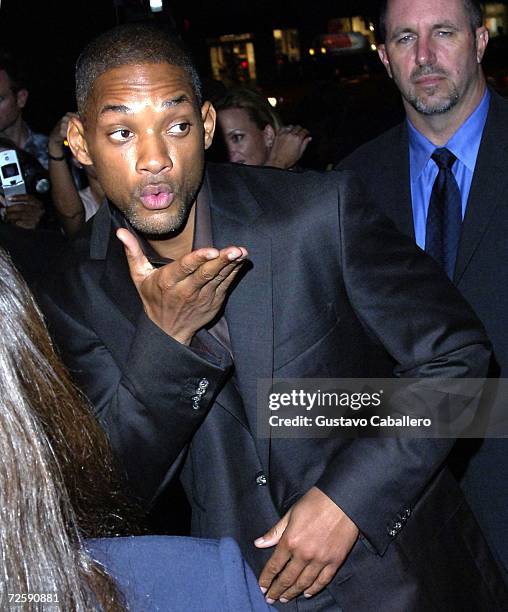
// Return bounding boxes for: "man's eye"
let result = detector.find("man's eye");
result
[168,122,190,135]
[109,129,133,142]
[437,30,453,37]
[397,34,414,44]
[231,134,244,143]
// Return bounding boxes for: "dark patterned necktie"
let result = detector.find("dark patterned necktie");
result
[425,148,462,279]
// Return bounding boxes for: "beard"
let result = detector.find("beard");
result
[124,195,193,235]
[123,178,200,236]
[401,65,460,116]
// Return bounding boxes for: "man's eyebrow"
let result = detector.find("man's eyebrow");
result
[99,94,191,116]
[432,22,459,31]
[162,94,192,109]
[99,104,131,116]
[389,21,459,41]
[389,26,416,41]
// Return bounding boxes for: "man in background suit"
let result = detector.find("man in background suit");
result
[40,23,507,610]
[339,0,508,580]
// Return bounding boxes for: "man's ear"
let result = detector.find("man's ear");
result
[16,88,28,110]
[263,124,275,149]
[67,115,93,166]
[377,44,393,78]
[475,26,489,63]
[201,101,216,150]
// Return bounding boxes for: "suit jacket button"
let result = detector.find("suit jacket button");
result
[198,378,209,391]
[255,471,268,486]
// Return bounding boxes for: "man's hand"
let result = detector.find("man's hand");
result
[266,125,311,169]
[255,486,359,604]
[117,228,247,345]
[3,194,45,229]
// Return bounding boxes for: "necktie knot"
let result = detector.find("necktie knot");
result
[431,147,456,170]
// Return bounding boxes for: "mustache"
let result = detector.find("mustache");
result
[411,64,448,82]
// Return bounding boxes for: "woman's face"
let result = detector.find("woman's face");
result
[217,107,273,166]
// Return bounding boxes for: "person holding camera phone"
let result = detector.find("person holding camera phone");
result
[0,51,52,231]
[0,138,65,285]
[0,138,54,231]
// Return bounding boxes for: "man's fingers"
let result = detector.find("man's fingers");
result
[210,259,245,295]
[178,246,247,287]
[172,247,221,281]
[255,512,290,548]
[5,204,27,214]
[264,558,308,604]
[301,564,338,599]
[257,545,292,594]
[201,247,248,289]
[277,562,322,603]
[116,228,154,283]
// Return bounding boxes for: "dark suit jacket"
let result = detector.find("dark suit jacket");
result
[86,536,271,611]
[40,164,506,610]
[338,90,508,579]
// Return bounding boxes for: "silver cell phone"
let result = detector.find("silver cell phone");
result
[0,149,26,201]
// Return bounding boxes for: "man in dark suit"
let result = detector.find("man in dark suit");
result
[40,24,507,610]
[339,0,508,581]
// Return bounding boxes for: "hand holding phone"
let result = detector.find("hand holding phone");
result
[0,149,26,200]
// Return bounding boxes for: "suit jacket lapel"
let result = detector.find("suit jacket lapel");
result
[91,203,143,328]
[455,92,508,284]
[207,166,273,469]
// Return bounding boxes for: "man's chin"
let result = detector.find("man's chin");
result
[124,208,186,236]
[409,92,459,116]
[129,216,185,236]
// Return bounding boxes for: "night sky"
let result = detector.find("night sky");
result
[0,0,384,126]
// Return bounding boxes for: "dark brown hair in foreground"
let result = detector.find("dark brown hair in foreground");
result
[0,248,138,610]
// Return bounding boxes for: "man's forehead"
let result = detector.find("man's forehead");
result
[385,0,468,29]
[90,62,196,110]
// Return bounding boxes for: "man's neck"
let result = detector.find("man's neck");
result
[405,78,487,146]
[147,202,196,261]
[0,116,28,149]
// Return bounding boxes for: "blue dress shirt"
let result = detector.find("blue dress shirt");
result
[408,90,490,249]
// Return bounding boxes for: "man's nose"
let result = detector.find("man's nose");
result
[136,134,173,175]
[415,35,437,67]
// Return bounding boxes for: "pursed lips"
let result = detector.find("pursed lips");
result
[139,183,174,210]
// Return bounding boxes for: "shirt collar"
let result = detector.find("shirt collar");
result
[407,88,490,180]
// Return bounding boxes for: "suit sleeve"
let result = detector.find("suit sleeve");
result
[316,170,492,555]
[40,286,232,506]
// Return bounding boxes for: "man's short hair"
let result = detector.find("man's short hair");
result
[377,0,484,42]
[75,23,202,115]
[0,51,28,93]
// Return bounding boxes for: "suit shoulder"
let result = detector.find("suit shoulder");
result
[41,224,96,303]
[338,123,405,172]
[207,161,341,209]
